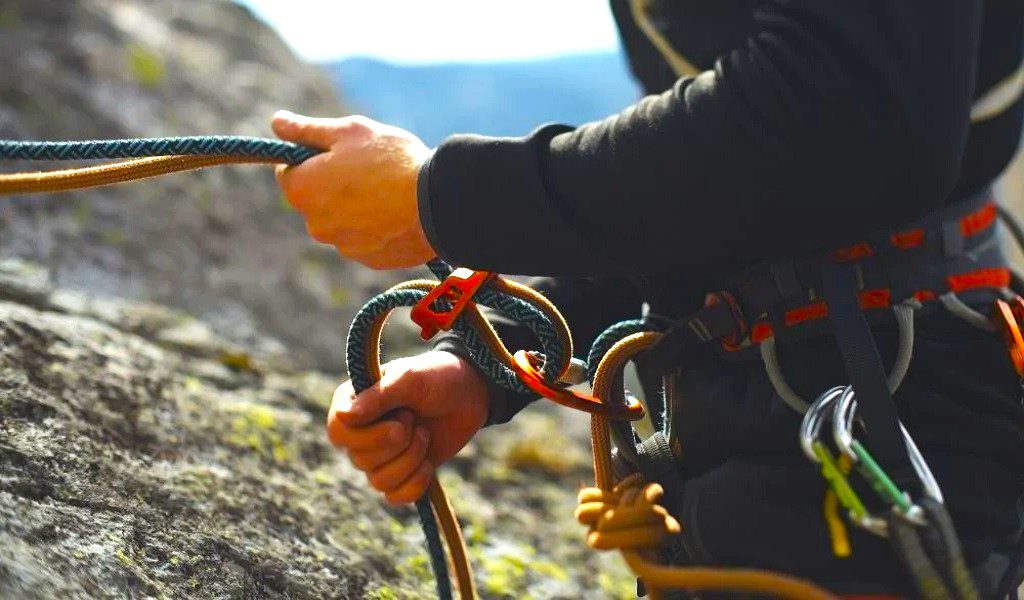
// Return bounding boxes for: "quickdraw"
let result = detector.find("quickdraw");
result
[800,386,977,600]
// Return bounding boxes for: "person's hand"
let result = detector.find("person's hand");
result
[272,111,435,270]
[327,351,490,505]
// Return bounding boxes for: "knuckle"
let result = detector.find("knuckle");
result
[348,452,371,472]
[325,415,347,448]
[368,469,397,492]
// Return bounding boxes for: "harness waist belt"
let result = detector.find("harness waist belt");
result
[649,190,1009,369]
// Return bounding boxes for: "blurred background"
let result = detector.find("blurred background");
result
[0,2,1020,599]
[239,0,640,146]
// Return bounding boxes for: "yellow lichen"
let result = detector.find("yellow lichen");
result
[364,586,399,600]
[597,571,636,600]
[115,548,133,567]
[219,351,255,372]
[225,405,293,463]
[126,42,166,89]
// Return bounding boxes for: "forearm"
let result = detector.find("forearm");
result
[419,0,982,280]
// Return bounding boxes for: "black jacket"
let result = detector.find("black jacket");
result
[424,0,1024,425]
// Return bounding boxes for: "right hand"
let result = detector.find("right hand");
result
[327,351,490,505]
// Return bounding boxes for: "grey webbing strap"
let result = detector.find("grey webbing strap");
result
[822,264,917,489]
[636,432,685,503]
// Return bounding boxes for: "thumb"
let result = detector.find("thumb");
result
[271,110,341,150]
[336,373,421,427]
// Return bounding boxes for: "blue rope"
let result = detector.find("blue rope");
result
[0,137,320,165]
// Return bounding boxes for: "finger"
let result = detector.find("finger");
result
[587,527,665,551]
[383,460,435,506]
[346,411,416,471]
[367,426,430,492]
[271,110,343,150]
[338,367,424,427]
[326,411,407,452]
[273,153,333,215]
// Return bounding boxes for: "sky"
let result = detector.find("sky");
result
[236,0,622,64]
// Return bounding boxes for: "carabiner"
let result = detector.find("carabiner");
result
[832,388,943,524]
[801,387,888,537]
[510,350,645,421]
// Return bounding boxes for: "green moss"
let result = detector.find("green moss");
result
[0,6,21,29]
[183,376,202,393]
[101,229,126,247]
[400,554,433,584]
[73,202,93,226]
[530,559,569,582]
[482,552,527,597]
[597,572,635,600]
[115,548,133,567]
[225,404,294,463]
[364,585,399,600]
[218,351,255,372]
[126,42,167,89]
[329,285,349,306]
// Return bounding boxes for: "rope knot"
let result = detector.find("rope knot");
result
[574,476,681,551]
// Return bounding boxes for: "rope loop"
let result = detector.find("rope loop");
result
[575,475,682,551]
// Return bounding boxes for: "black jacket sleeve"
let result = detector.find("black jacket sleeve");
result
[433,276,643,425]
[417,0,983,282]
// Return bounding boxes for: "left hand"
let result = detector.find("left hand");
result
[272,111,435,270]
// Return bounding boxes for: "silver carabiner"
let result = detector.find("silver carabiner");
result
[799,386,846,462]
[800,386,889,537]
[831,387,944,524]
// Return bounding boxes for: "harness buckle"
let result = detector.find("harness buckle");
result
[410,268,494,340]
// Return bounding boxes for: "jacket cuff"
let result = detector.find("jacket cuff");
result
[416,125,624,276]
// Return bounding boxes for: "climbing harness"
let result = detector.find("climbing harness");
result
[1,137,1022,599]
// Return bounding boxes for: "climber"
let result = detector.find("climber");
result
[274,1,1024,596]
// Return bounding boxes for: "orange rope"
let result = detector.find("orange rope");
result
[586,332,841,600]
[0,155,280,195]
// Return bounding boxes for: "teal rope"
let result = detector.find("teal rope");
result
[0,137,319,165]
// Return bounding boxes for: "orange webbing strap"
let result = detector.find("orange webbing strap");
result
[586,331,840,600]
[0,154,282,195]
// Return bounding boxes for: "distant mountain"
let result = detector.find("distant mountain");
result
[323,53,641,146]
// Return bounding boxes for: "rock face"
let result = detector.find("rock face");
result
[0,260,634,599]
[0,0,411,372]
[0,2,638,597]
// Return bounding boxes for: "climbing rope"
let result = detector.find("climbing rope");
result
[0,135,962,599]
